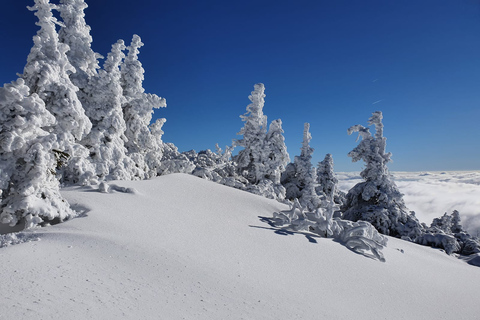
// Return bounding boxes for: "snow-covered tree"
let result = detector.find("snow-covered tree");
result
[264,119,290,184]
[235,83,269,184]
[416,210,480,255]
[342,111,423,238]
[316,153,345,206]
[58,0,101,91]
[81,40,138,180]
[451,210,463,234]
[22,0,94,185]
[121,34,166,178]
[282,123,313,199]
[430,212,453,234]
[187,144,242,186]
[280,123,321,209]
[0,78,74,228]
[234,84,289,199]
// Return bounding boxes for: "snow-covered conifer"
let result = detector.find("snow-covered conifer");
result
[234,84,288,199]
[417,210,480,255]
[316,154,336,198]
[22,0,94,185]
[316,153,345,205]
[264,119,290,185]
[121,35,166,178]
[342,111,423,238]
[451,210,463,234]
[58,0,101,91]
[0,79,73,228]
[281,123,321,209]
[430,212,453,234]
[81,40,137,180]
[298,167,322,211]
[282,123,313,198]
[235,83,268,184]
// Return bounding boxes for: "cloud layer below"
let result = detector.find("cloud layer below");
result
[337,171,480,235]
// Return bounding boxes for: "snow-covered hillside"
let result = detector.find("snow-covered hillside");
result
[1,174,479,320]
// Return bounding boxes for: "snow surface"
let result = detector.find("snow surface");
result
[1,173,479,319]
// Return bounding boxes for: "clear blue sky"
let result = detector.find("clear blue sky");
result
[1,0,479,171]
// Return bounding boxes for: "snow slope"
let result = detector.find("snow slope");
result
[1,173,479,319]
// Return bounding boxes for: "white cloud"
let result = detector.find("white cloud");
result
[337,171,480,235]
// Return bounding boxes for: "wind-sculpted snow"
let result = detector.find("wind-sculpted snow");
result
[2,174,480,319]
[272,199,388,262]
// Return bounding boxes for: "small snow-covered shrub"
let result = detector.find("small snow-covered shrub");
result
[0,232,39,248]
[417,211,480,255]
[416,231,461,255]
[158,143,195,175]
[272,198,388,262]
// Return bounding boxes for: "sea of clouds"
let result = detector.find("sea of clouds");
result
[337,171,480,236]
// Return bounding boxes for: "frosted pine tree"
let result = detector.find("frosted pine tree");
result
[264,119,290,184]
[58,0,101,92]
[0,79,74,228]
[81,40,138,180]
[234,84,288,199]
[281,123,320,209]
[235,83,269,184]
[342,111,423,238]
[121,35,166,178]
[297,123,314,181]
[21,0,94,185]
[451,210,463,234]
[316,153,345,206]
[417,210,480,255]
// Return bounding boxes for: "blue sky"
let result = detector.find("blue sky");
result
[1,0,479,171]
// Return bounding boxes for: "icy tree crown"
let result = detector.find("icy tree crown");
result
[347,111,392,181]
[238,83,268,138]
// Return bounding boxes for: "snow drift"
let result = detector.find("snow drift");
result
[1,174,479,320]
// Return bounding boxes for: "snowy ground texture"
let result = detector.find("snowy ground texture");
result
[1,173,480,320]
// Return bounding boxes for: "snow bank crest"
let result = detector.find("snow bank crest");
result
[0,231,39,248]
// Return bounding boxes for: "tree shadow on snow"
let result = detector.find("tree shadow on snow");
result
[249,216,319,244]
